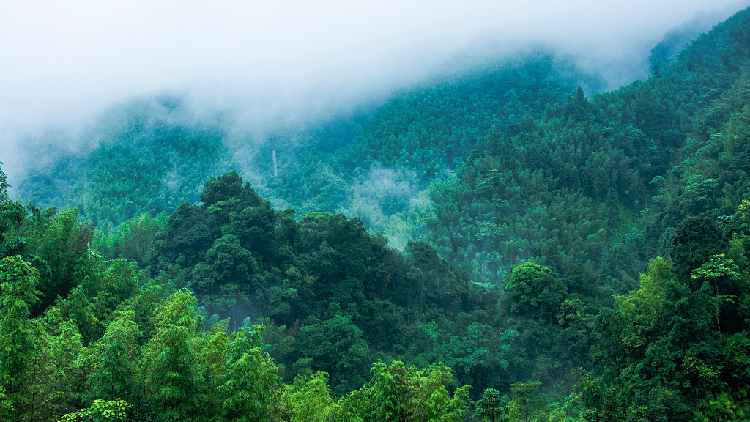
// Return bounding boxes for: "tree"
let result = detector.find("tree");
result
[509,382,545,422]
[0,256,40,420]
[86,311,141,405]
[691,253,741,333]
[142,289,203,422]
[476,388,503,422]
[37,318,86,420]
[60,399,132,422]
[154,203,212,268]
[293,314,372,396]
[275,372,335,422]
[0,163,28,260]
[670,214,727,287]
[0,161,8,201]
[615,257,671,357]
[201,171,248,208]
[190,234,257,296]
[218,326,280,422]
[504,262,566,320]
[366,360,470,422]
[35,208,95,314]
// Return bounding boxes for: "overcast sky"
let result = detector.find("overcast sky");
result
[1,0,749,182]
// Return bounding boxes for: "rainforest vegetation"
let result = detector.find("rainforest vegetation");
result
[3,6,750,422]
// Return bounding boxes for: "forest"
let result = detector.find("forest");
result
[3,6,750,422]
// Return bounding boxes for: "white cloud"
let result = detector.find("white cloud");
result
[0,0,748,180]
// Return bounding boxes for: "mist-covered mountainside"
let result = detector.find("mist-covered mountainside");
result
[15,51,585,225]
[16,6,750,288]
[3,6,750,422]
[16,97,237,227]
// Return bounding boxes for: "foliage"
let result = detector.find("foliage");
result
[0,256,41,420]
[60,399,132,422]
[218,326,279,422]
[275,372,335,422]
[141,289,203,421]
[5,7,750,421]
[356,360,470,422]
[505,263,566,319]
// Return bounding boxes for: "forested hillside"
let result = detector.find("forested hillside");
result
[3,6,750,422]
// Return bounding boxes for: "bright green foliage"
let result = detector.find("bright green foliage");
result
[0,164,27,260]
[615,257,671,352]
[195,319,231,417]
[33,208,95,315]
[0,255,41,420]
[7,7,750,421]
[476,388,503,422]
[692,254,740,282]
[35,319,86,419]
[275,372,335,422]
[97,259,143,315]
[49,256,143,346]
[358,360,470,422]
[85,311,141,404]
[505,263,566,320]
[218,326,279,422]
[692,254,741,333]
[142,289,203,421]
[60,399,132,422]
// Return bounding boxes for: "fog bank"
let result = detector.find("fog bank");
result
[1,0,748,187]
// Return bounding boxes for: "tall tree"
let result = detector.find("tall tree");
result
[218,326,279,422]
[0,256,40,420]
[142,289,203,422]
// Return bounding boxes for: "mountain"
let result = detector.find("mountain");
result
[3,6,750,421]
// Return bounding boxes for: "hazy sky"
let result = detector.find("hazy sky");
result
[1,0,749,182]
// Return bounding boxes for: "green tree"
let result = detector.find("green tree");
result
[691,254,741,333]
[0,161,8,201]
[0,163,28,260]
[60,398,132,422]
[190,234,258,327]
[94,212,167,264]
[36,318,85,420]
[362,360,470,422]
[615,257,671,356]
[35,208,95,314]
[509,382,545,422]
[142,289,203,422]
[275,372,335,422]
[504,262,567,320]
[196,320,231,418]
[293,314,373,396]
[669,214,727,286]
[476,388,503,422]
[0,256,40,420]
[85,310,141,405]
[218,326,280,422]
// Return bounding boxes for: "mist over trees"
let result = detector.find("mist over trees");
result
[3,5,750,421]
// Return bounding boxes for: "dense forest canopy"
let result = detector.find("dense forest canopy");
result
[3,6,750,422]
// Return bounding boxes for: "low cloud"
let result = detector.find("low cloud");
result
[1,0,748,185]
